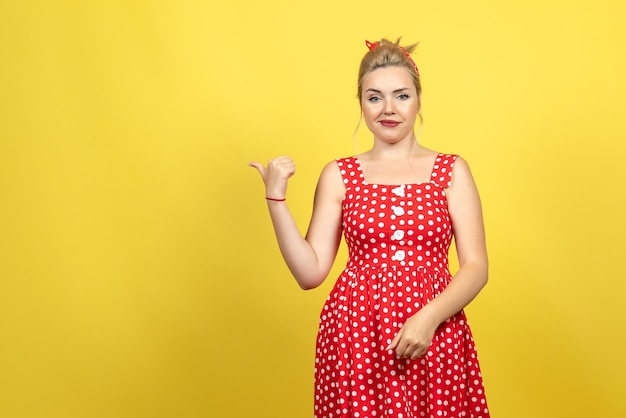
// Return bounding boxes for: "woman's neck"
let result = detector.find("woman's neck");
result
[366,137,422,160]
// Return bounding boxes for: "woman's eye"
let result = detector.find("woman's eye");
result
[367,96,381,103]
[398,94,410,100]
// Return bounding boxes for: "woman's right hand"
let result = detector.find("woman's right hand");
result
[248,156,296,200]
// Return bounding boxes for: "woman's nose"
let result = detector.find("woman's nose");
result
[383,101,395,115]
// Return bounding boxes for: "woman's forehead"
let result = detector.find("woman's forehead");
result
[362,66,416,90]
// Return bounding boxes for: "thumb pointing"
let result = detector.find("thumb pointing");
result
[248,162,265,176]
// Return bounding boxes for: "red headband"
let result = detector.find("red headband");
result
[365,40,420,78]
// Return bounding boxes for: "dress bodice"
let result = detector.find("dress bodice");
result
[337,154,457,273]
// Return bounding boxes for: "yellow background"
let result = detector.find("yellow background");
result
[1,1,625,417]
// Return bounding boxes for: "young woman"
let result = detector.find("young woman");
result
[250,38,490,418]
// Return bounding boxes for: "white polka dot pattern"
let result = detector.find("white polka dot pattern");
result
[314,154,489,418]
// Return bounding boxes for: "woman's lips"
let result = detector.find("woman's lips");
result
[379,120,400,127]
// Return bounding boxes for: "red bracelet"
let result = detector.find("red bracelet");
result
[265,197,286,202]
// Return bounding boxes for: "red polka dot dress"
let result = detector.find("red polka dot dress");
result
[314,154,489,418]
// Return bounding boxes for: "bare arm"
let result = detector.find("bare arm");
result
[388,156,488,358]
[420,156,488,321]
[249,157,344,289]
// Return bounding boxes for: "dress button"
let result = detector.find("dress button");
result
[393,230,405,240]
[392,186,405,197]
[393,250,406,261]
[392,206,405,216]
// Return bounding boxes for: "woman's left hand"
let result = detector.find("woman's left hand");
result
[386,309,439,360]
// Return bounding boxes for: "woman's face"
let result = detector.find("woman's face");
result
[360,66,420,144]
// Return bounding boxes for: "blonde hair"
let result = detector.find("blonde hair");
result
[357,38,421,104]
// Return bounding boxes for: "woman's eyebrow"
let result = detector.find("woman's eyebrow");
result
[365,87,410,94]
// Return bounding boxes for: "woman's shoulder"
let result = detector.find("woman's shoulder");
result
[418,146,459,159]
[319,158,348,182]
[314,159,348,200]
[430,151,472,183]
[324,156,362,176]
